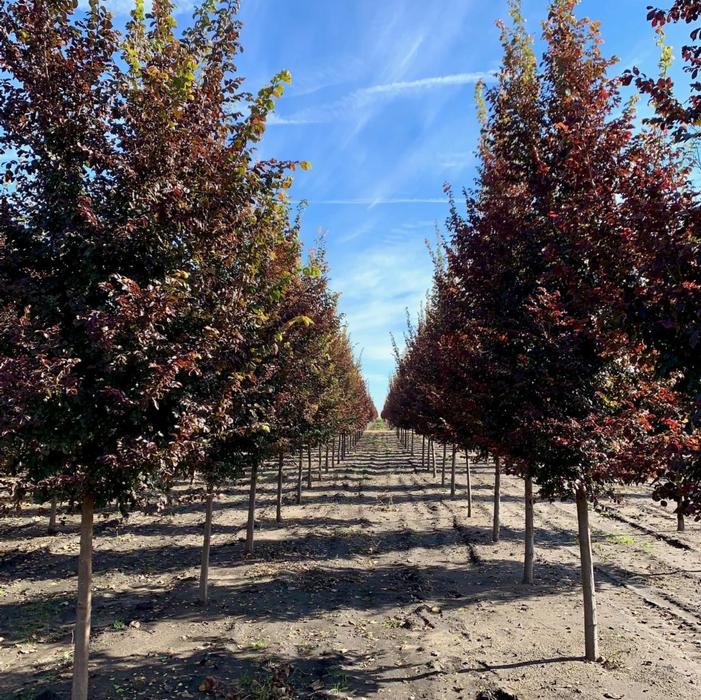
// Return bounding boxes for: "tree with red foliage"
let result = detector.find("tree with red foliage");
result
[385,0,693,662]
[0,0,307,694]
[623,0,701,526]
[239,245,375,554]
[495,0,690,659]
[628,1,701,142]
[440,0,544,560]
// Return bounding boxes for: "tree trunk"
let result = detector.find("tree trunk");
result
[199,486,214,606]
[297,446,303,504]
[450,444,456,498]
[430,439,436,478]
[318,443,323,480]
[325,443,329,472]
[421,435,426,470]
[523,474,534,584]
[466,451,472,517]
[677,499,685,532]
[331,436,336,469]
[576,486,599,661]
[276,452,284,524]
[441,443,447,486]
[48,495,58,535]
[492,456,501,543]
[71,494,94,700]
[245,464,259,555]
[306,444,312,488]
[410,431,414,455]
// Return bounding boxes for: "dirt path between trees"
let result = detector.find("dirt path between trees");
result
[2,429,701,699]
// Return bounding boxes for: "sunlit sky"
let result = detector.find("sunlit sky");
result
[94,1,691,410]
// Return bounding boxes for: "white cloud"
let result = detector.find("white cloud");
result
[268,71,494,127]
[439,151,478,170]
[332,241,434,408]
[361,72,494,98]
[267,113,316,127]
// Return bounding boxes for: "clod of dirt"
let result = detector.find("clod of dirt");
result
[476,690,519,700]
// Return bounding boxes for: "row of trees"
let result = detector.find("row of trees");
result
[0,1,375,698]
[383,0,700,663]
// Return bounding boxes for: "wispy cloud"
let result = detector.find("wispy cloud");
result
[361,72,494,97]
[269,71,495,126]
[267,114,316,127]
[332,240,434,407]
[439,151,478,170]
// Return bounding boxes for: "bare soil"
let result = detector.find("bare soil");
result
[1,429,701,699]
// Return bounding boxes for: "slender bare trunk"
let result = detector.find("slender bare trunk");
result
[466,451,472,517]
[523,474,534,584]
[71,495,94,700]
[421,436,425,470]
[576,486,599,661]
[677,499,685,532]
[410,431,414,455]
[492,456,501,543]
[430,439,436,478]
[296,447,303,504]
[306,444,312,488]
[318,443,323,480]
[276,452,284,523]
[199,486,214,606]
[48,495,58,535]
[325,443,329,472]
[331,436,336,469]
[450,444,456,497]
[441,444,447,485]
[245,464,259,555]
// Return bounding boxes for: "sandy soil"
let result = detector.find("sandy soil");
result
[1,429,701,699]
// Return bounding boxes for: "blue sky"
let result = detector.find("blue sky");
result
[95,1,690,410]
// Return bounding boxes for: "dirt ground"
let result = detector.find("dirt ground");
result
[1,429,701,699]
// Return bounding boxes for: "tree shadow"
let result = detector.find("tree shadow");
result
[0,514,584,587]
[1,554,592,699]
[3,643,383,699]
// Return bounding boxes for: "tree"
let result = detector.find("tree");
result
[507,0,674,658]
[0,0,299,694]
[442,0,544,559]
[623,1,701,523]
[630,1,701,143]
[385,0,687,662]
